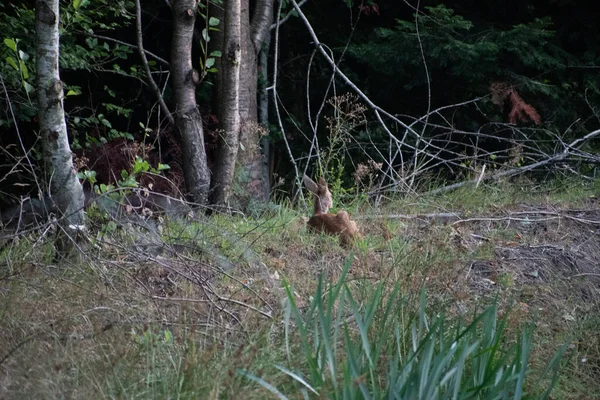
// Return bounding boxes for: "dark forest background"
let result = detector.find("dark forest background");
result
[1,0,599,207]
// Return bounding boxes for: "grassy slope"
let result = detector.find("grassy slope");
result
[1,177,600,399]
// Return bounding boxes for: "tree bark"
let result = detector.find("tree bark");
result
[35,0,85,256]
[251,0,274,52]
[237,0,266,204]
[210,0,242,206]
[171,0,211,205]
[258,31,272,192]
[212,0,273,208]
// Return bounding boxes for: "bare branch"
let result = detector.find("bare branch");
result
[86,33,170,67]
[270,0,308,30]
[290,0,420,142]
[272,0,302,195]
[409,0,432,188]
[0,74,42,192]
[135,0,174,125]
[427,129,600,195]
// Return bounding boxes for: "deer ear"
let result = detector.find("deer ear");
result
[318,177,328,188]
[303,175,318,194]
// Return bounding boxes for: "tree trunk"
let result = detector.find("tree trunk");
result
[210,0,242,206]
[258,32,272,191]
[212,0,273,208]
[171,0,211,205]
[35,0,85,257]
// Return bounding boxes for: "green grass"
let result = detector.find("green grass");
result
[1,178,600,398]
[241,263,566,398]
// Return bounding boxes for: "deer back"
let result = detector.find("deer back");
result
[307,211,360,247]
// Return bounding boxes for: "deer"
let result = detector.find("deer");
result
[302,175,360,247]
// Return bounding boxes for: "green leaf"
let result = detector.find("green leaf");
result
[19,60,29,79]
[132,158,149,174]
[73,0,82,9]
[120,174,138,188]
[205,57,215,68]
[79,170,97,184]
[23,81,35,93]
[4,38,17,52]
[207,68,218,73]
[66,89,80,96]
[208,17,220,26]
[104,85,116,97]
[209,50,222,57]
[201,28,210,42]
[5,56,18,71]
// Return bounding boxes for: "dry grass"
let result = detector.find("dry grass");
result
[1,178,600,398]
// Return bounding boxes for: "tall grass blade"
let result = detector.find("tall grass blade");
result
[274,365,319,396]
[346,288,374,368]
[514,325,533,399]
[237,369,288,400]
[344,324,371,400]
[538,342,569,400]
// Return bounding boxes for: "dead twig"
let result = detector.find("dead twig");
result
[134,0,174,125]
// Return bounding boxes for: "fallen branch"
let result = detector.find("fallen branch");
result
[356,212,460,221]
[427,129,600,196]
[356,208,600,226]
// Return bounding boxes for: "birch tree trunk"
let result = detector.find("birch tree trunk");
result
[171,0,211,205]
[210,0,242,206]
[35,0,85,256]
[211,0,273,208]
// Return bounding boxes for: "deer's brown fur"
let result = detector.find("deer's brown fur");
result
[303,175,360,246]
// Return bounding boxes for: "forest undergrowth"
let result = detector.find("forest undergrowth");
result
[1,178,600,399]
